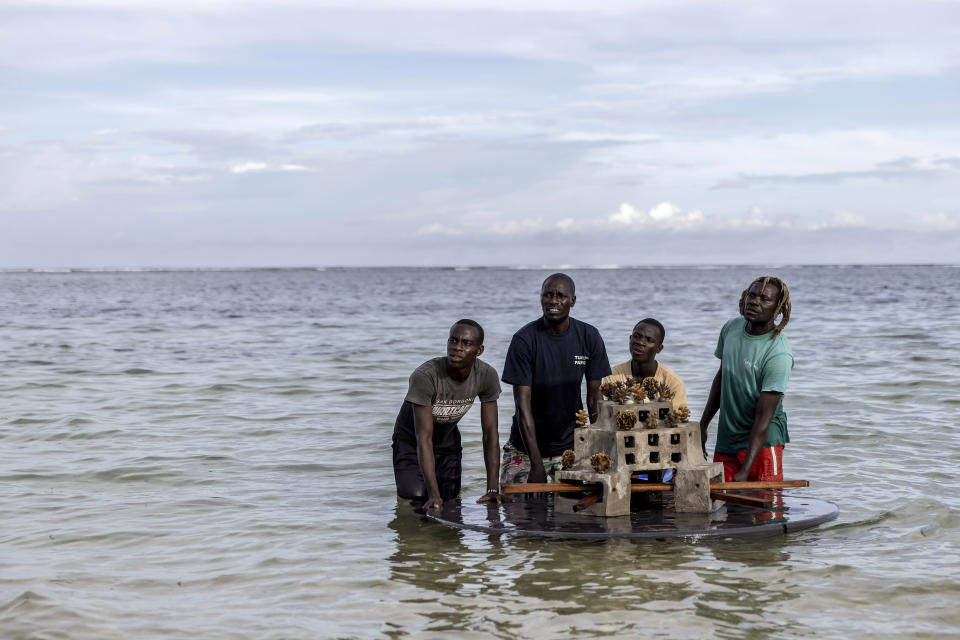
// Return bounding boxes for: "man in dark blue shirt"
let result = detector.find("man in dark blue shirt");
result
[500,273,611,485]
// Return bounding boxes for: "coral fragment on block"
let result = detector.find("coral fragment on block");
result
[616,410,638,430]
[590,452,611,473]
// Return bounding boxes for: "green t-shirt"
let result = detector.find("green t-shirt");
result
[714,316,794,454]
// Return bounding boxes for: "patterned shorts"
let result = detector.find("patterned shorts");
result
[499,443,563,485]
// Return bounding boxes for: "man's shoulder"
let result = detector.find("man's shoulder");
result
[610,360,632,377]
[567,318,605,347]
[412,357,445,380]
[767,332,794,360]
[569,316,601,334]
[473,358,499,378]
[511,318,544,340]
[658,361,679,377]
[721,316,746,334]
[657,361,685,384]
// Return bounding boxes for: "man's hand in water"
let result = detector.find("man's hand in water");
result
[477,490,502,505]
[424,493,443,511]
[527,464,547,484]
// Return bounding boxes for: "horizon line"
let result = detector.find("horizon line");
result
[1,263,957,273]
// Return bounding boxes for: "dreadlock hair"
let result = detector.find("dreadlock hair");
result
[738,276,791,339]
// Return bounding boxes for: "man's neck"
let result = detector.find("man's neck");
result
[542,316,571,335]
[446,359,471,382]
[745,319,775,336]
[631,359,658,380]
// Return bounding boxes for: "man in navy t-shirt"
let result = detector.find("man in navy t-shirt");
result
[500,273,611,485]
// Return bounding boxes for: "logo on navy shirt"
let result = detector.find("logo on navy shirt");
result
[574,354,589,366]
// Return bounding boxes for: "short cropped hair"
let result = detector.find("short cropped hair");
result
[541,273,575,295]
[635,318,665,344]
[453,318,484,344]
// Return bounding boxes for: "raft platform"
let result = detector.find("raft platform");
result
[427,494,838,540]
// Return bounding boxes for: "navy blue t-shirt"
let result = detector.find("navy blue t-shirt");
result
[503,317,611,457]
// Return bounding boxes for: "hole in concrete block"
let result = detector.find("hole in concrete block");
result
[637,410,649,422]
[671,452,682,463]
[625,453,636,465]
[649,451,660,463]
[579,435,584,442]
[624,435,635,448]
[659,407,670,419]
[648,434,659,446]
[670,433,680,445]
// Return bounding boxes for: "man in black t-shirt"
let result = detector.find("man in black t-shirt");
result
[500,274,611,485]
[392,319,502,510]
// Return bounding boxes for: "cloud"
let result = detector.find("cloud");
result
[915,212,959,230]
[416,223,464,236]
[806,210,867,230]
[230,162,268,174]
[712,153,958,189]
[490,217,545,235]
[417,211,548,237]
[230,161,312,173]
[608,202,704,229]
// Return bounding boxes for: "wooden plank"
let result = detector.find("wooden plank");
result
[502,479,808,494]
[630,483,674,492]
[573,494,600,512]
[501,482,598,493]
[711,480,808,490]
[710,491,774,508]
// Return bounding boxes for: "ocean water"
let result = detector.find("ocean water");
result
[1,265,958,639]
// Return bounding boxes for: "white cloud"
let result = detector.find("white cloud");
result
[608,202,704,229]
[555,217,574,230]
[807,210,867,231]
[280,164,311,171]
[230,162,268,174]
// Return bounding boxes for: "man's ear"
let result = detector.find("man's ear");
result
[570,295,577,308]
[477,345,485,356]
[656,344,663,354]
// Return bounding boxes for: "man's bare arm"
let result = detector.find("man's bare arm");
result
[699,368,722,459]
[513,385,547,483]
[586,379,602,423]
[413,404,443,509]
[477,400,502,504]
[733,391,782,482]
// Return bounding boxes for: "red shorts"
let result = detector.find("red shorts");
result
[714,446,784,482]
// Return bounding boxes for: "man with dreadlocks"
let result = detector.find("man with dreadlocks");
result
[699,276,793,482]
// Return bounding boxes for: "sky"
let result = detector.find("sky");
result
[1,0,959,267]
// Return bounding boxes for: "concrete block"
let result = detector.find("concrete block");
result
[673,462,724,513]
[555,468,632,517]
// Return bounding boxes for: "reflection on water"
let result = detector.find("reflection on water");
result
[389,501,808,638]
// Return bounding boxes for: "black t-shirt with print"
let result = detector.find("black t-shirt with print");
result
[503,317,610,457]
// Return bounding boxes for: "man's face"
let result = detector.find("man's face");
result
[540,278,575,323]
[447,324,483,367]
[629,322,663,364]
[743,281,781,326]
